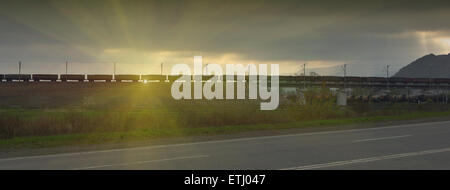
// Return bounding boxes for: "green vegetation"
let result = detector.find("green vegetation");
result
[1,109,450,149]
[1,83,450,149]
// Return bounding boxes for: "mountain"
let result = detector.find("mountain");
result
[394,53,450,78]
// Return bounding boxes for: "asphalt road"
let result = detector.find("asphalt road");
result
[1,120,450,170]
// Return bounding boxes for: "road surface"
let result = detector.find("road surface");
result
[1,120,450,170]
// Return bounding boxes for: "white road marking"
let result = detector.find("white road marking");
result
[282,147,450,170]
[1,120,450,162]
[72,155,209,170]
[353,135,412,142]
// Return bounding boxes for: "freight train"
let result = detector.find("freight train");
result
[1,74,450,85]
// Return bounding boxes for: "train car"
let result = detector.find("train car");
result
[434,78,450,84]
[33,74,58,82]
[389,77,407,84]
[277,76,292,82]
[345,76,363,83]
[290,76,316,82]
[278,75,298,83]
[167,75,183,82]
[245,75,258,82]
[304,76,318,82]
[234,75,247,82]
[190,75,212,81]
[358,77,368,83]
[279,76,316,83]
[319,76,344,83]
[279,76,294,82]
[366,77,387,83]
[141,75,166,81]
[0,74,4,81]
[114,74,140,82]
[410,78,431,84]
[222,75,237,82]
[5,74,32,81]
[87,75,113,82]
[60,74,85,81]
[200,75,217,81]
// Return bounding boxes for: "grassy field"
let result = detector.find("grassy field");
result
[1,83,450,148]
[1,110,450,149]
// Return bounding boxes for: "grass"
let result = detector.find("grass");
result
[1,83,449,149]
[1,110,450,149]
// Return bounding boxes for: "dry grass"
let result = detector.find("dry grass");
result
[0,83,449,140]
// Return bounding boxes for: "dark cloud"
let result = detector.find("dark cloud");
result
[1,0,450,75]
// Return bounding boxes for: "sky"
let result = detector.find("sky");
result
[0,0,450,76]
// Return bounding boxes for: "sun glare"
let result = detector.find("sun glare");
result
[440,38,450,47]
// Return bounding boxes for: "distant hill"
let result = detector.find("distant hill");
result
[394,53,450,78]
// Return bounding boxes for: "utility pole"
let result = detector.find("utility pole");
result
[428,65,432,89]
[18,61,22,81]
[65,61,68,81]
[303,63,306,89]
[160,62,163,76]
[386,65,390,89]
[61,61,69,82]
[342,64,347,89]
[113,62,116,78]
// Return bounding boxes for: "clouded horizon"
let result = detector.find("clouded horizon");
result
[1,0,450,76]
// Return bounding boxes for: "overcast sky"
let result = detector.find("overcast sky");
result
[1,0,450,76]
